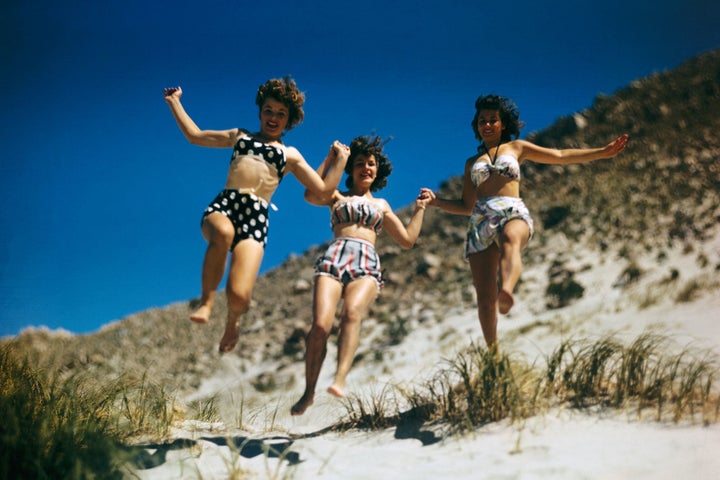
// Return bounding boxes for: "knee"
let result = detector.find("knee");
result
[207,222,235,250]
[341,305,364,325]
[226,286,251,313]
[308,323,332,340]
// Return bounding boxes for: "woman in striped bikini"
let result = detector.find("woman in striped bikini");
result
[291,135,434,415]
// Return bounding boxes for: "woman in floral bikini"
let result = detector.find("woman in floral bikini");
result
[424,94,628,350]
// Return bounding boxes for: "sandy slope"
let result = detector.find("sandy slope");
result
[128,230,720,479]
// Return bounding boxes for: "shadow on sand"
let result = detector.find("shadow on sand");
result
[129,435,300,470]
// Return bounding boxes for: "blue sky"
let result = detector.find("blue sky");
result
[1,0,717,337]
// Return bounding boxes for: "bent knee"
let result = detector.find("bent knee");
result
[204,217,235,248]
[226,287,251,313]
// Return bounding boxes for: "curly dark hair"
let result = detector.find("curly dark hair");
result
[255,76,305,131]
[344,135,393,192]
[471,94,525,143]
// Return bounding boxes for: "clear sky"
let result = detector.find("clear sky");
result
[1,0,718,337]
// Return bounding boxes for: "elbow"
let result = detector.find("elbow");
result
[399,239,416,249]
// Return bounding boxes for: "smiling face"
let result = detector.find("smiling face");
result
[351,154,378,193]
[258,98,290,140]
[476,109,505,145]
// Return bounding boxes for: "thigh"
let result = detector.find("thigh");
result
[341,277,379,316]
[201,212,235,244]
[313,275,344,330]
[226,239,265,296]
[468,246,500,295]
[501,218,530,249]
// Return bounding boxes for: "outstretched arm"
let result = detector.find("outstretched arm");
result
[426,156,477,215]
[289,141,350,204]
[517,134,629,165]
[163,87,237,148]
[383,189,436,249]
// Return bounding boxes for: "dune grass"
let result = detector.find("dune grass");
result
[3,331,717,478]
[1,345,129,479]
[336,333,720,433]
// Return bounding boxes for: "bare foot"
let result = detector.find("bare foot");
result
[290,392,314,416]
[498,289,514,315]
[190,304,212,324]
[327,384,345,398]
[218,318,240,353]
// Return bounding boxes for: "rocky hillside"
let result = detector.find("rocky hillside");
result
[5,49,720,400]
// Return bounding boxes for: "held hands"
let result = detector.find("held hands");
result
[163,86,182,103]
[603,134,629,158]
[328,140,350,163]
[416,188,436,209]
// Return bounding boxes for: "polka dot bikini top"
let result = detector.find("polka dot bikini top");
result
[231,135,286,180]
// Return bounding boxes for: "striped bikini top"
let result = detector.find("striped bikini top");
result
[231,134,286,180]
[471,154,521,186]
[330,196,384,233]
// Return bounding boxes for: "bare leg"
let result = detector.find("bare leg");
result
[218,239,264,353]
[191,213,234,323]
[468,247,501,349]
[328,277,378,397]
[291,276,343,415]
[498,219,530,315]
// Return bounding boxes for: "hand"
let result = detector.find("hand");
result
[163,86,183,102]
[416,188,436,209]
[603,134,629,157]
[331,140,350,162]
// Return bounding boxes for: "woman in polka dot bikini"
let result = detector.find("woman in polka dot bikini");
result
[164,76,349,353]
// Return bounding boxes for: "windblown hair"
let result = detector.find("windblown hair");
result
[471,94,524,143]
[345,135,393,192]
[255,76,305,131]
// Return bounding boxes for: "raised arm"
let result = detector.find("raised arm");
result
[426,156,477,215]
[288,141,350,204]
[516,134,629,165]
[382,190,435,249]
[163,87,237,148]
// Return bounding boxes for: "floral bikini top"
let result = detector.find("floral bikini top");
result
[230,134,286,180]
[330,196,384,233]
[470,153,521,186]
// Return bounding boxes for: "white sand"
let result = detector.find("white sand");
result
[129,231,720,479]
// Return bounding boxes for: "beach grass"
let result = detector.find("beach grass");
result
[3,331,718,478]
[1,345,130,479]
[335,333,720,433]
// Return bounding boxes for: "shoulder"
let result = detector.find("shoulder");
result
[501,139,529,159]
[465,152,481,167]
[283,145,304,163]
[374,197,392,214]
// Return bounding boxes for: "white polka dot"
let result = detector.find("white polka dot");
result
[233,203,239,210]
[245,208,251,215]
[250,219,257,227]
[254,231,262,239]
[258,214,266,222]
